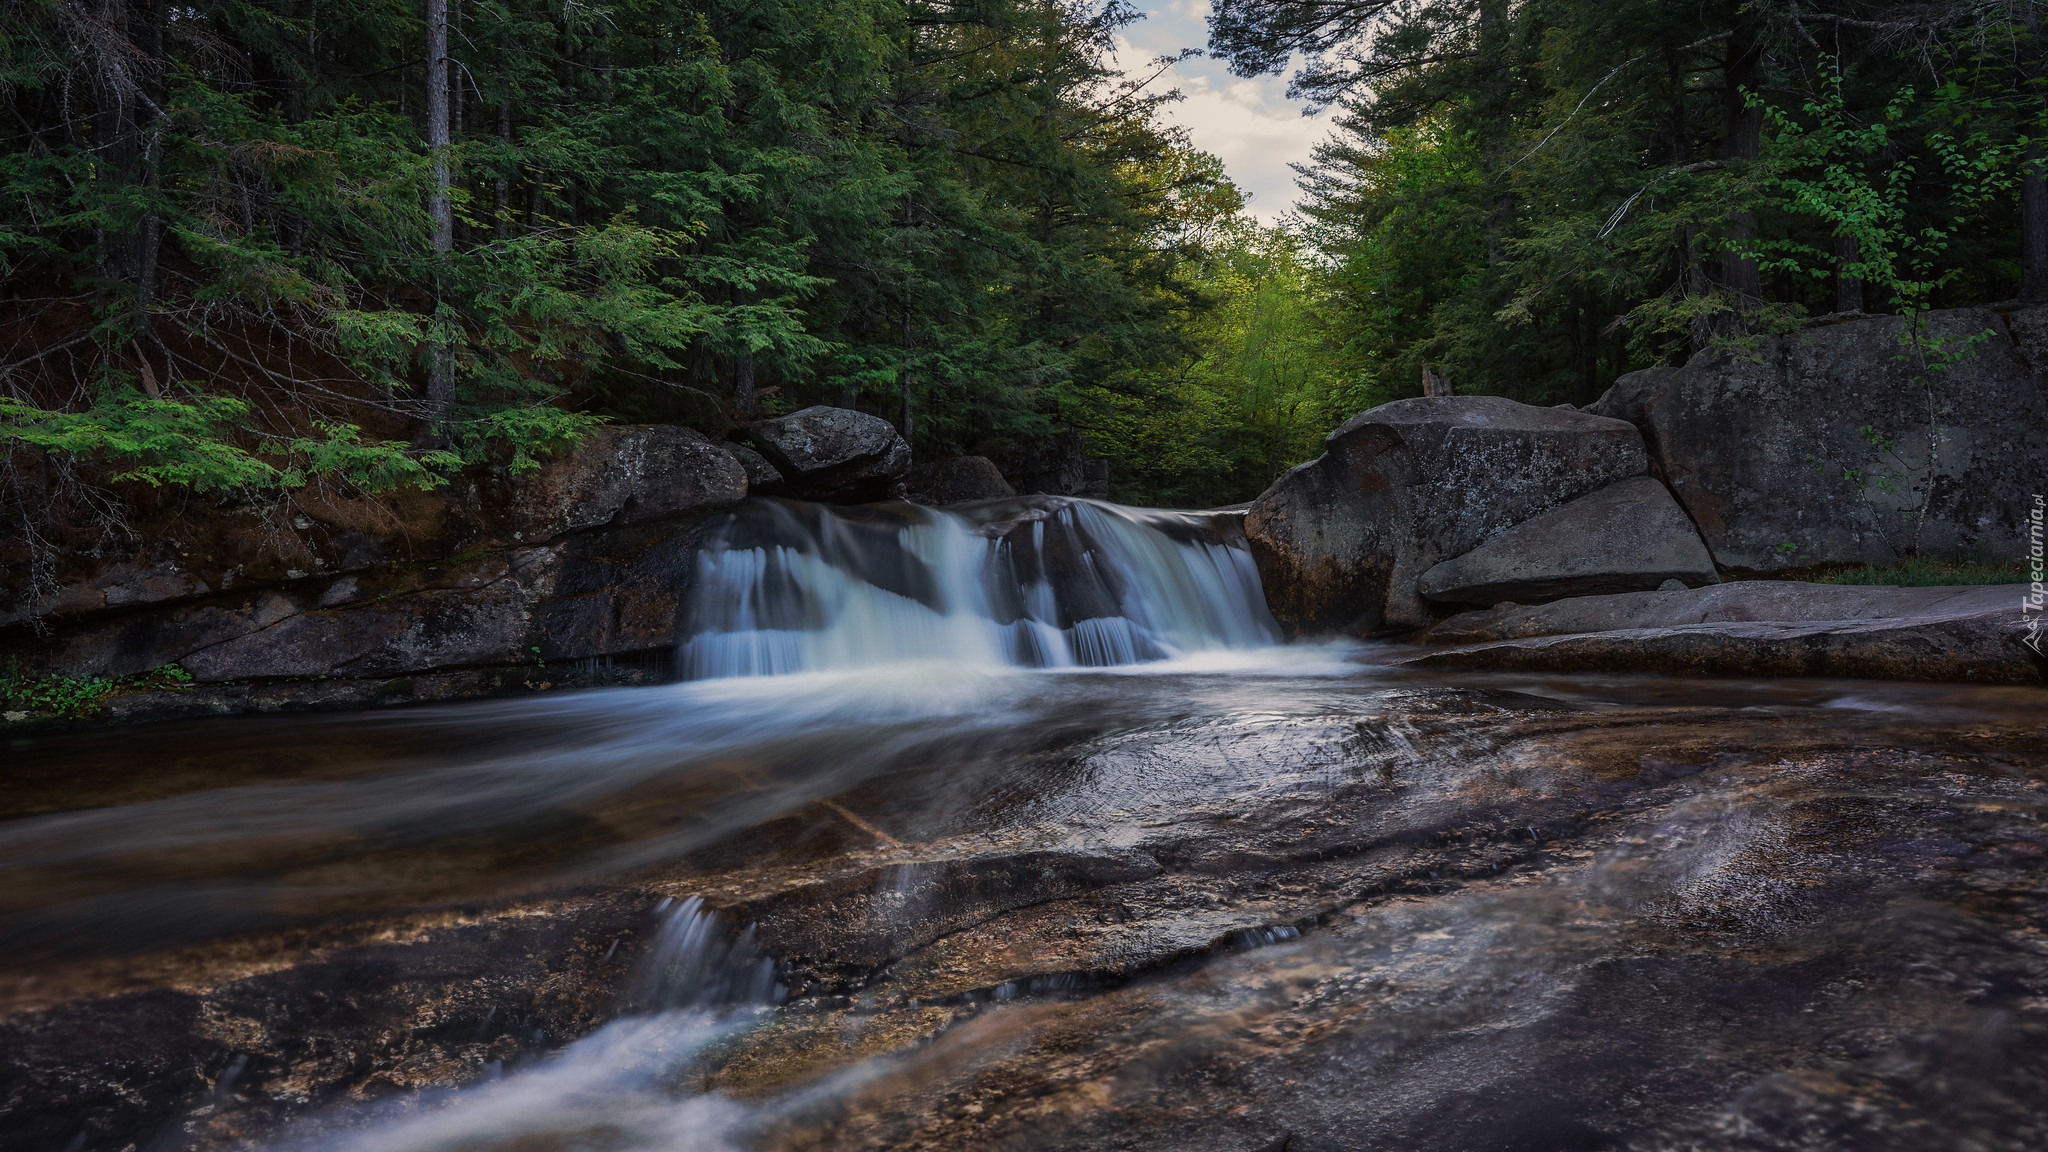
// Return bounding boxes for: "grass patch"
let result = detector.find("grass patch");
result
[1812,558,2029,587]
[2,662,195,721]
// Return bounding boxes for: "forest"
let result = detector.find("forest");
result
[0,0,2040,522]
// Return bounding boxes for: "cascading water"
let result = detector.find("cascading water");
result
[625,896,785,1013]
[679,496,1282,677]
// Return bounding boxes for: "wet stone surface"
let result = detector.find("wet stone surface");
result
[1,666,2045,1151]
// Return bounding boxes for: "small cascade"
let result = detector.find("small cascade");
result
[624,897,784,1012]
[680,497,1281,677]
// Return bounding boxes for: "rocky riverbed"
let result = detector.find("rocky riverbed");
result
[5,657,2044,1152]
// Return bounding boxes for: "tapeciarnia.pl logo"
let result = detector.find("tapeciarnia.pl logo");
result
[2026,494,2045,657]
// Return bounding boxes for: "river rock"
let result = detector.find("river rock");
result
[1587,306,2048,572]
[1246,396,1649,634]
[903,456,1016,506]
[495,424,746,542]
[744,406,911,502]
[1405,580,2041,683]
[722,443,786,491]
[0,481,482,632]
[1418,476,1719,606]
[2006,302,2048,368]
[17,520,706,686]
[983,429,1113,498]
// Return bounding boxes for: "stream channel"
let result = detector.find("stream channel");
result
[4,498,2046,1152]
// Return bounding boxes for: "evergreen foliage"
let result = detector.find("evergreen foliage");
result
[1242,0,2043,408]
[0,0,1237,528]
[2,0,2037,531]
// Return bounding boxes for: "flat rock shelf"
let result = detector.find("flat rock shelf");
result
[1406,582,2042,683]
[3,662,2044,1152]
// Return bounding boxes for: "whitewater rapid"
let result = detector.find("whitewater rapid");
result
[678,498,1282,677]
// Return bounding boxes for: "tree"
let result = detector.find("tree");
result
[1240,0,2035,408]
[423,0,454,437]
[1073,219,1350,508]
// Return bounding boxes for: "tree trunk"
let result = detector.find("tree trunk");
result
[424,0,455,440]
[1664,47,1689,166]
[2024,143,2048,301]
[493,63,511,243]
[1574,300,1600,407]
[732,288,757,418]
[899,301,915,442]
[1720,25,1763,305]
[902,195,919,442]
[1834,232,1863,313]
[1477,0,1514,266]
[122,0,166,368]
[2023,5,2048,300]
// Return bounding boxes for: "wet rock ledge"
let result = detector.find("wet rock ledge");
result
[2,676,2044,1151]
[1403,581,2045,684]
[0,425,751,728]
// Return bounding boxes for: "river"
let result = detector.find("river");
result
[3,498,2044,1152]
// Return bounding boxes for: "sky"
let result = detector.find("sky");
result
[1112,0,1331,223]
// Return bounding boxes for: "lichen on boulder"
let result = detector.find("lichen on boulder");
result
[903,456,1015,506]
[1587,306,2048,573]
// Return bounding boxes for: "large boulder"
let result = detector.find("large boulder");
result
[494,425,747,542]
[986,429,1109,498]
[0,481,475,632]
[903,456,1015,506]
[1418,476,1719,606]
[722,443,786,491]
[1245,397,1650,634]
[744,406,911,502]
[1587,306,2048,573]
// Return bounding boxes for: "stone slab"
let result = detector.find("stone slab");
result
[1419,476,1718,606]
[1402,581,2042,683]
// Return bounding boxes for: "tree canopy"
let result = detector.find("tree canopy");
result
[1224,0,2043,408]
[0,0,1244,539]
[1,0,2037,536]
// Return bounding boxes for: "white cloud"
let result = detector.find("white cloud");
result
[1110,6,1333,223]
[1155,72,1328,222]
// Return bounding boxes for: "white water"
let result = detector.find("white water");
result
[679,498,1281,677]
[302,898,783,1152]
[624,896,785,1012]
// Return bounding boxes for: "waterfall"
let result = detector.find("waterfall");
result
[624,896,784,1013]
[679,496,1280,678]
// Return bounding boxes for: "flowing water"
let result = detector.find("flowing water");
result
[3,497,2045,1152]
[680,498,1281,676]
